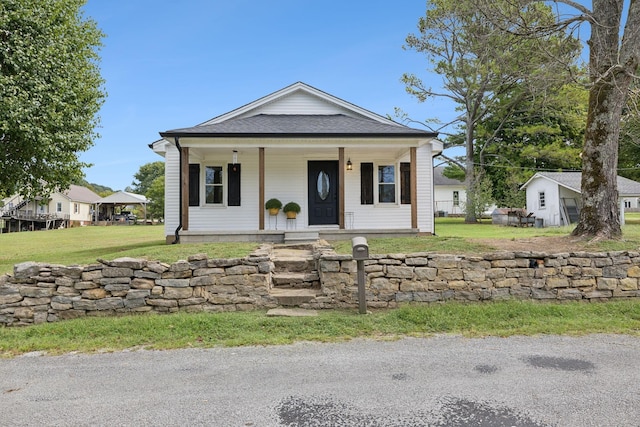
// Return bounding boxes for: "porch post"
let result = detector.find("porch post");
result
[410,147,417,229]
[259,147,265,230]
[181,147,189,231]
[339,147,345,229]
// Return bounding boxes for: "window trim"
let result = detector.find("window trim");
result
[538,191,546,209]
[377,163,397,204]
[204,165,225,205]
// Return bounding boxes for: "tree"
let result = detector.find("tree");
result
[146,175,165,221]
[479,0,640,239]
[617,80,640,182]
[476,82,588,207]
[131,161,164,195]
[0,0,105,199]
[402,0,581,223]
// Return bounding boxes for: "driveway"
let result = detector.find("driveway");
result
[1,334,638,426]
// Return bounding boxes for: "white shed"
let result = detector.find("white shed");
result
[520,172,640,226]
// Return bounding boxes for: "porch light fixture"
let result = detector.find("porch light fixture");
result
[346,158,353,171]
[232,150,238,164]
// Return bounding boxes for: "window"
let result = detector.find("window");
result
[453,191,460,206]
[625,200,632,209]
[538,191,546,209]
[56,202,62,212]
[74,203,79,214]
[205,166,223,204]
[378,165,396,203]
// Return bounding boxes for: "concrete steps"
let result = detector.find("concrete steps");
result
[270,288,319,306]
[269,243,321,307]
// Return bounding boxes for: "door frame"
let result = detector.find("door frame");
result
[307,160,339,226]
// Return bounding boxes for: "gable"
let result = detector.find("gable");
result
[200,82,402,127]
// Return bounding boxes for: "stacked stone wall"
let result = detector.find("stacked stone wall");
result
[314,251,640,309]
[2,250,640,326]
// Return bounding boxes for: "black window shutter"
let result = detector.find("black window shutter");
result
[400,162,411,205]
[228,163,241,206]
[360,162,373,205]
[188,164,200,206]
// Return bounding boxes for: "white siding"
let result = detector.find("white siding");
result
[343,150,414,230]
[188,152,261,231]
[244,91,360,117]
[164,145,180,237]
[434,185,466,215]
[416,144,434,233]
[526,178,562,226]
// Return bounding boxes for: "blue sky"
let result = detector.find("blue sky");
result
[80,0,455,191]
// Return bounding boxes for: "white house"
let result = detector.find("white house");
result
[151,82,443,243]
[1,184,99,232]
[520,172,640,227]
[433,166,465,216]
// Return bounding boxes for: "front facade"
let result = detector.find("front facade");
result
[152,82,442,243]
[521,172,640,227]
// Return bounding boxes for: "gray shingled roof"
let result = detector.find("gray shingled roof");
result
[434,167,464,186]
[64,185,100,203]
[160,114,437,138]
[532,172,640,196]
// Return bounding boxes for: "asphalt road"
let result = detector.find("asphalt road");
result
[1,334,639,426]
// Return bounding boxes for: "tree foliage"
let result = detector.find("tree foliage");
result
[146,175,165,221]
[131,161,165,220]
[131,161,164,196]
[477,81,588,207]
[402,0,581,223]
[0,0,105,199]
[477,0,640,239]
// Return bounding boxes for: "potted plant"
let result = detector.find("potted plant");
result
[283,201,301,219]
[265,198,282,215]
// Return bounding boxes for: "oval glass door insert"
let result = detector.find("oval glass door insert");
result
[317,171,330,200]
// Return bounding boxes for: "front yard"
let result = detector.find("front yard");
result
[2,215,640,276]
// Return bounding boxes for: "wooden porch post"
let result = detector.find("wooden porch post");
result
[339,147,345,229]
[181,147,189,231]
[259,147,265,230]
[410,147,418,229]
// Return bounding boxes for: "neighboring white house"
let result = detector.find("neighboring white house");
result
[520,172,640,227]
[433,166,465,216]
[1,184,99,232]
[151,82,443,243]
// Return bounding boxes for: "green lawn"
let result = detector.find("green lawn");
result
[3,216,640,275]
[2,219,640,357]
[0,225,258,275]
[1,300,639,357]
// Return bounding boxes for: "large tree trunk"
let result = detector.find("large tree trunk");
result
[572,0,640,239]
[572,79,628,238]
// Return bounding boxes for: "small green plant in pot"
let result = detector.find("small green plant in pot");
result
[265,198,282,215]
[283,201,301,219]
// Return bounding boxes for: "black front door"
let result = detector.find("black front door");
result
[308,161,338,225]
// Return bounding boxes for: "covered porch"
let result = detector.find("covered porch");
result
[167,142,431,244]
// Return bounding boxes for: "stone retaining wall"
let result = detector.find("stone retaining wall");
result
[2,250,640,326]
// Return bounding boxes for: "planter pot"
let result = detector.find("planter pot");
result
[285,211,297,219]
[269,208,280,216]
